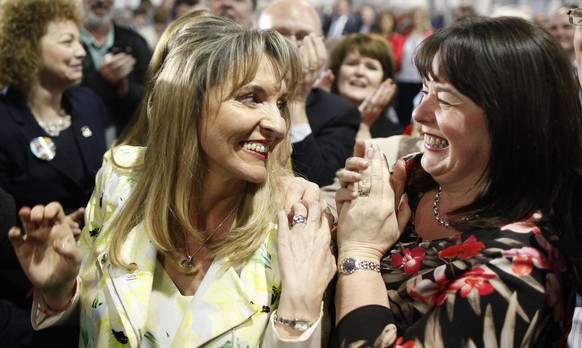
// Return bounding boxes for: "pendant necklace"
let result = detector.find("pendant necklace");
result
[181,206,237,269]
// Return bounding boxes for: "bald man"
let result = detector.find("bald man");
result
[258,0,360,187]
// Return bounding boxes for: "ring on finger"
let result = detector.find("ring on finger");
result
[292,213,308,226]
[358,188,370,197]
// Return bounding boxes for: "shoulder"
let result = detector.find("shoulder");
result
[104,145,146,170]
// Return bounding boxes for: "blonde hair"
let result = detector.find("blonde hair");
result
[109,15,301,273]
[0,0,82,93]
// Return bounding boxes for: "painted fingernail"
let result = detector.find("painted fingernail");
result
[367,146,374,159]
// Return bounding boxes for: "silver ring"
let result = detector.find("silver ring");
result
[292,213,307,226]
[358,188,370,197]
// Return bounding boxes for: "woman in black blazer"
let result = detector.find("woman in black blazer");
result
[0,2,107,345]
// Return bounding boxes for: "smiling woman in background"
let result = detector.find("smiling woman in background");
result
[0,0,107,346]
[328,33,402,140]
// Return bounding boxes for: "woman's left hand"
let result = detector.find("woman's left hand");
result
[336,143,407,261]
[276,200,336,329]
[358,78,397,127]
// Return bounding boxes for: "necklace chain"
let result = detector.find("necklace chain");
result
[181,206,237,269]
[433,186,451,228]
[38,110,71,137]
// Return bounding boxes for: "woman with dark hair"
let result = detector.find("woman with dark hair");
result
[332,16,582,346]
[327,33,402,140]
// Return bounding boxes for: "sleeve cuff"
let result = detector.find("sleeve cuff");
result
[263,310,322,347]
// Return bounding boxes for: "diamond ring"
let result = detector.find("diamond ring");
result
[292,213,307,226]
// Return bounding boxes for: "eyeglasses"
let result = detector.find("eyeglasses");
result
[568,8,582,26]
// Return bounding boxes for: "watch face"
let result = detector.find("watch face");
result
[341,258,357,274]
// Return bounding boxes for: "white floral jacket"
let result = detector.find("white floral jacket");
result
[32,146,321,347]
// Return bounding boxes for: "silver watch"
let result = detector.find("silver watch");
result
[338,257,381,275]
[273,310,313,332]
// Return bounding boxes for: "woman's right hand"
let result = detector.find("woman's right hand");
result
[8,202,82,308]
[358,78,397,128]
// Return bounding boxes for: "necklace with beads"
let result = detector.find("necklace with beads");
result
[180,206,237,269]
[433,186,451,228]
[38,110,71,137]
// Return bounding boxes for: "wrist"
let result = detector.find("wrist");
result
[38,279,77,310]
[272,309,315,332]
[337,244,384,263]
[37,278,78,315]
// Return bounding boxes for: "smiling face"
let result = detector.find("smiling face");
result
[39,19,86,88]
[200,54,289,185]
[337,50,384,105]
[412,56,491,189]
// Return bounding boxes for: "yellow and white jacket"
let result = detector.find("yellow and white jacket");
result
[32,146,322,347]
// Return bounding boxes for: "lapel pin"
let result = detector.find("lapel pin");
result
[81,126,93,138]
[30,136,56,161]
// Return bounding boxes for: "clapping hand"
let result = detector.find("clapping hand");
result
[359,78,397,127]
[8,202,82,309]
[335,143,411,260]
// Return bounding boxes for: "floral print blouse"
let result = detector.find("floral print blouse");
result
[331,153,577,347]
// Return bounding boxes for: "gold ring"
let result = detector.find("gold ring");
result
[358,188,370,197]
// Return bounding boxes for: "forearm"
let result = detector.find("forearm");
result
[335,255,388,323]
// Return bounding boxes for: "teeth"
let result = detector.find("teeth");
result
[424,135,449,148]
[243,142,269,154]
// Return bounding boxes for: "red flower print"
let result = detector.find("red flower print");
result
[502,247,548,275]
[392,247,426,275]
[395,337,416,348]
[410,265,449,305]
[438,241,485,260]
[448,268,495,298]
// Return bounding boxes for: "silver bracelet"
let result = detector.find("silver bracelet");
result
[272,310,313,332]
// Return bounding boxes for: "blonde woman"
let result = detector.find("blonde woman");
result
[10,15,335,347]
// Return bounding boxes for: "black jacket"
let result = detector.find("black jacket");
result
[82,24,151,135]
[291,88,360,186]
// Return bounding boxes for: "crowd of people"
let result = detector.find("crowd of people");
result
[1,0,581,347]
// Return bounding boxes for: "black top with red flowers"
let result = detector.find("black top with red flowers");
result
[331,153,577,348]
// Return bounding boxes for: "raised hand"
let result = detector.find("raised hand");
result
[336,143,400,261]
[357,79,397,140]
[8,202,82,309]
